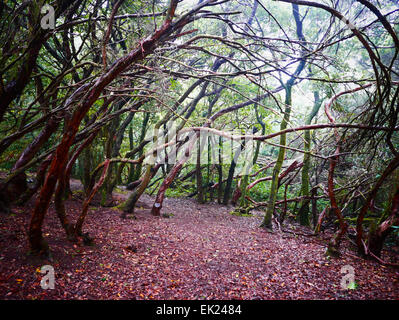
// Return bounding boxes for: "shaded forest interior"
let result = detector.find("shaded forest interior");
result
[0,0,399,299]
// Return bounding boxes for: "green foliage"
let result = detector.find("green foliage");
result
[165,182,195,198]
[229,207,253,217]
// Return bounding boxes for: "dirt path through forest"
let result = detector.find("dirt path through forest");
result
[0,184,398,299]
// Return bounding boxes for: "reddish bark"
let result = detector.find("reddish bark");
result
[326,145,348,256]
[29,130,76,255]
[102,0,125,69]
[321,84,382,253]
[314,206,329,234]
[17,155,52,205]
[246,176,272,191]
[186,123,399,144]
[151,162,185,216]
[151,131,199,216]
[356,154,399,253]
[75,160,111,236]
[151,0,263,214]
[149,111,399,217]
[277,161,302,187]
[54,160,75,239]
[28,2,182,254]
[324,88,349,255]
[12,117,60,172]
[231,186,242,206]
[368,186,399,257]
[246,161,300,191]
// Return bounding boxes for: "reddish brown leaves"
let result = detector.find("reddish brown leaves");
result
[0,193,398,299]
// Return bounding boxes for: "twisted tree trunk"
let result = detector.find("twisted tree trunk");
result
[261,3,306,230]
[28,0,183,254]
[367,186,399,257]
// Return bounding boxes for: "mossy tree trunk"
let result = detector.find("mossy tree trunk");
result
[132,112,150,182]
[223,139,246,205]
[239,105,265,208]
[260,3,306,230]
[297,90,322,226]
[101,111,120,206]
[80,143,93,194]
[196,134,204,204]
[261,86,292,230]
[28,0,183,254]
[120,75,209,214]
[367,182,399,257]
[217,136,223,204]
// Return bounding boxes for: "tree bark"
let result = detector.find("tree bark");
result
[356,154,399,253]
[75,160,111,236]
[28,0,183,254]
[297,90,322,226]
[223,139,246,205]
[261,3,306,230]
[196,135,204,204]
[367,186,399,257]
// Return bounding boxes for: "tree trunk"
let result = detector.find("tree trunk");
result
[311,186,318,229]
[132,112,150,182]
[297,90,322,226]
[80,144,93,193]
[261,86,292,230]
[75,160,111,236]
[217,136,223,204]
[54,162,76,241]
[239,106,265,208]
[325,145,348,257]
[356,153,399,253]
[261,3,306,230]
[151,135,198,216]
[28,2,183,254]
[196,135,204,204]
[367,185,399,257]
[223,139,246,205]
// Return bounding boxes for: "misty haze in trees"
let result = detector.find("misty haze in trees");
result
[0,0,398,270]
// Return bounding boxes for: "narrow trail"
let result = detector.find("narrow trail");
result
[0,183,398,299]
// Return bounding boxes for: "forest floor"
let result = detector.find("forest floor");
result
[0,180,398,300]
